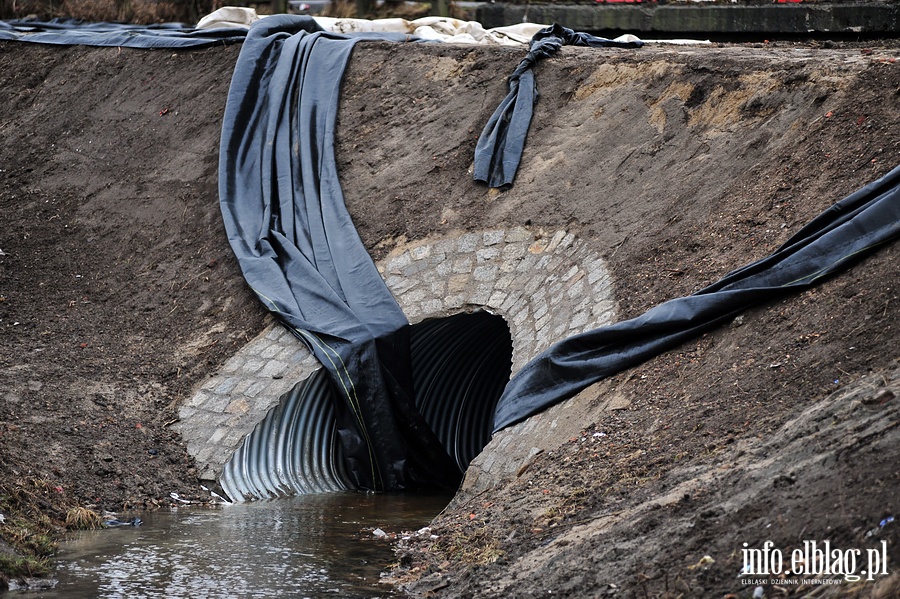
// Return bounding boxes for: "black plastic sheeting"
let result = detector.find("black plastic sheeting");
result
[473,24,643,189]
[218,16,462,494]
[0,18,248,48]
[222,311,512,501]
[494,164,900,430]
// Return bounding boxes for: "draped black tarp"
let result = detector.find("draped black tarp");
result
[0,17,248,48]
[222,16,900,473]
[218,16,459,492]
[493,164,900,430]
[473,24,643,189]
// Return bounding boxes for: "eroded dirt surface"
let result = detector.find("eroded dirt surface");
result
[1,38,899,597]
[336,42,900,597]
[0,43,260,512]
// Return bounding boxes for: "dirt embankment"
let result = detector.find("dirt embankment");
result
[333,42,900,597]
[0,41,263,581]
[1,38,899,596]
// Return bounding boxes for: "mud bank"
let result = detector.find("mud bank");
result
[1,38,898,596]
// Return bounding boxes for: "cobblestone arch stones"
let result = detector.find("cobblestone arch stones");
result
[176,227,618,482]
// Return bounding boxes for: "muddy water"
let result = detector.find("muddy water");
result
[32,493,449,598]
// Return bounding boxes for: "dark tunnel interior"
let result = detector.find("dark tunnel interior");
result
[221,310,514,500]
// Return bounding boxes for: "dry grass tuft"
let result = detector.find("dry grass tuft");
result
[1,0,197,23]
[65,506,102,530]
[0,475,72,581]
[320,0,357,19]
[320,0,432,21]
[432,526,504,565]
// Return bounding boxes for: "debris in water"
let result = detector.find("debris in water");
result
[104,516,142,527]
[201,484,232,505]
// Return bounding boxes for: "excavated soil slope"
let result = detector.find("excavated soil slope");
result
[1,39,899,596]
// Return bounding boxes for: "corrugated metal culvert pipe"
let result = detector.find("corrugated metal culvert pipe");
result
[221,310,513,501]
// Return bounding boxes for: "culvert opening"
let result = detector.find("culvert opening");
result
[221,310,513,501]
[410,310,513,472]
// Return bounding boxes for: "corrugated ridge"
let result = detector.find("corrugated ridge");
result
[220,311,512,501]
[220,369,352,501]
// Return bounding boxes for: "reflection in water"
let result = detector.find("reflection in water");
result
[31,493,448,599]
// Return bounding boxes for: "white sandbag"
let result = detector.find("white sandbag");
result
[196,7,261,30]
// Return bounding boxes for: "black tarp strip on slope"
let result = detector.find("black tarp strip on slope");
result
[218,16,459,493]
[493,164,900,431]
[0,18,248,48]
[473,24,643,189]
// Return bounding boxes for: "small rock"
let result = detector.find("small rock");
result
[862,388,895,405]
[773,473,796,488]
[373,528,387,538]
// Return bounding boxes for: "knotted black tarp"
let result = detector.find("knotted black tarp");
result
[493,164,900,430]
[0,17,247,48]
[473,24,643,189]
[219,16,460,492]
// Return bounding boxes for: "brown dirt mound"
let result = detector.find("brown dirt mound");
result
[0,42,258,512]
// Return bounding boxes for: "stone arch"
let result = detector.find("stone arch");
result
[380,226,616,372]
[177,227,617,483]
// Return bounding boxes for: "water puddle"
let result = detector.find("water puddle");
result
[16,493,448,598]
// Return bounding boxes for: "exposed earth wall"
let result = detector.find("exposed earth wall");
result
[1,37,898,596]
